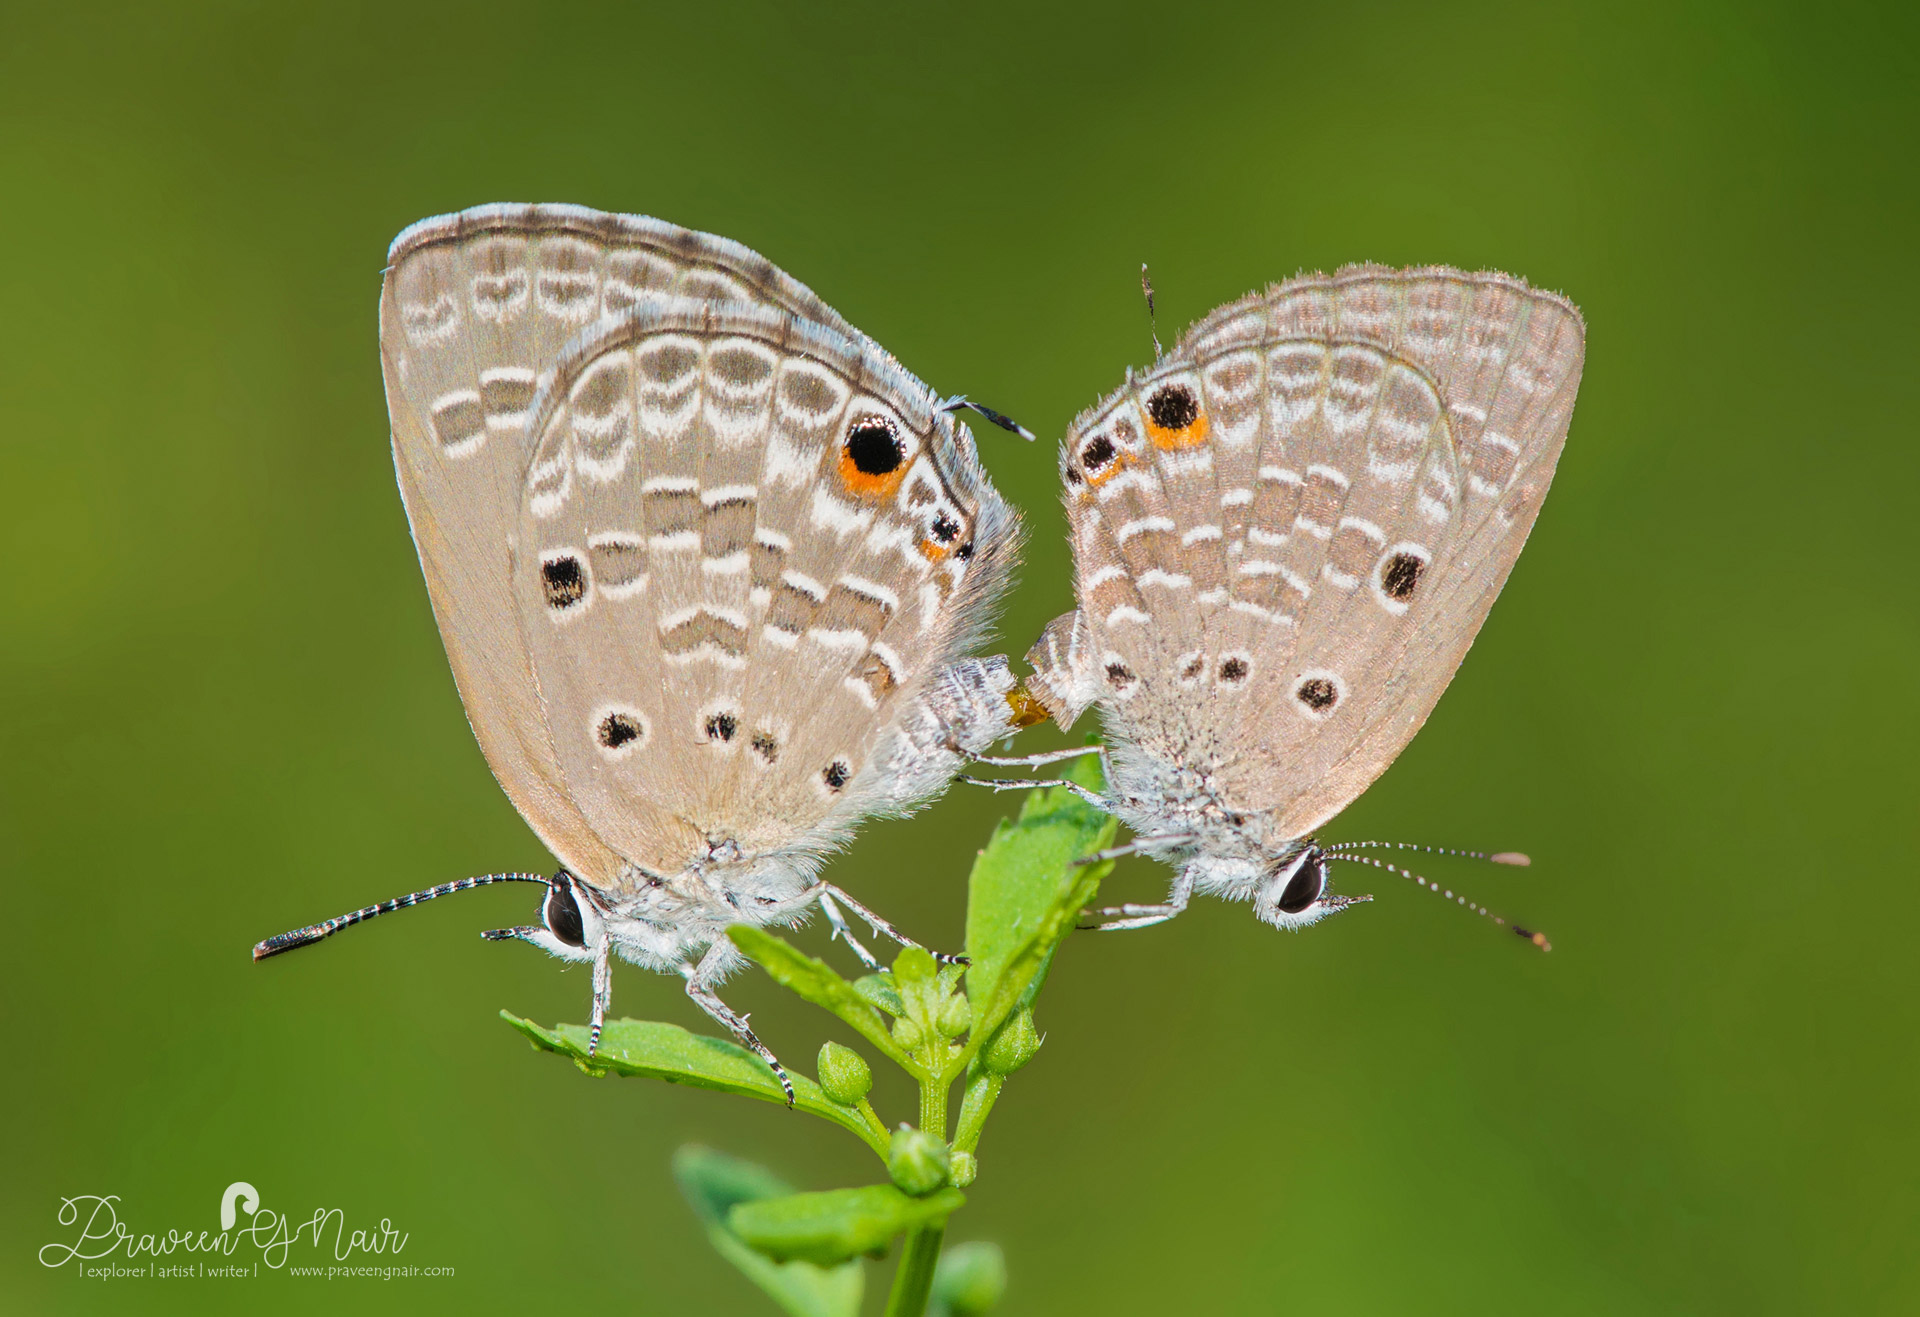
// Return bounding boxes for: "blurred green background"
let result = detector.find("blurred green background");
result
[4,1,1915,1312]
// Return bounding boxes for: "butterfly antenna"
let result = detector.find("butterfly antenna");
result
[1322,852,1550,951]
[940,395,1036,442]
[1323,840,1531,867]
[1141,263,1162,358]
[252,872,551,960]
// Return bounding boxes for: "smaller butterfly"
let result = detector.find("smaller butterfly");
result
[254,206,1036,1098]
[974,266,1583,938]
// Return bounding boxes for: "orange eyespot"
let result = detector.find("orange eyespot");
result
[837,417,911,500]
[1143,382,1208,450]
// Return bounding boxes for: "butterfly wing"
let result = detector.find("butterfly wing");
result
[379,205,857,884]
[1060,266,1583,837]
[512,300,1019,886]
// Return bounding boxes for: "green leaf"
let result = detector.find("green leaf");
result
[674,1146,864,1317]
[502,1013,886,1155]
[730,1185,967,1266]
[729,926,916,1072]
[961,752,1119,1063]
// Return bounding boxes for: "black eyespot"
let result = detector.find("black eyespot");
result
[1381,552,1426,602]
[705,712,738,742]
[1277,857,1325,914]
[749,731,778,763]
[541,555,586,610]
[823,760,850,791]
[955,541,975,560]
[1147,383,1199,431]
[545,880,586,947]
[931,512,961,544]
[1080,435,1117,471]
[1065,466,1085,486]
[597,712,642,749]
[1181,655,1205,681]
[1296,677,1339,711]
[1105,661,1134,688]
[846,420,904,476]
[1218,656,1249,684]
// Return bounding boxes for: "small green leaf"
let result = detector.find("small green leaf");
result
[674,1147,863,1317]
[502,1013,886,1155]
[961,753,1118,1065]
[729,926,915,1071]
[851,972,905,1017]
[731,1185,966,1266]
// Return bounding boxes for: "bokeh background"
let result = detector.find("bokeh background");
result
[4,2,1916,1312]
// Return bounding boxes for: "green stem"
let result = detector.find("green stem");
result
[951,1066,1004,1156]
[918,1075,948,1140]
[883,1221,946,1317]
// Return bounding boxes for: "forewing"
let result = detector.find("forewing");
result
[514,301,1017,881]
[380,205,855,884]
[1063,267,1583,837]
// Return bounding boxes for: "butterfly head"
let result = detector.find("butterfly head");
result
[1251,845,1369,931]
[481,871,603,964]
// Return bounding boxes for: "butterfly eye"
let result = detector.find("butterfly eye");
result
[545,881,587,947]
[1276,858,1325,914]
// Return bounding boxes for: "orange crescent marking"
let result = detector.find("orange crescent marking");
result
[838,447,912,501]
[1083,451,1137,489]
[1146,409,1210,451]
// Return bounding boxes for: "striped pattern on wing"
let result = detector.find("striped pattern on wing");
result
[379,205,860,886]
[513,300,1017,878]
[1061,266,1584,837]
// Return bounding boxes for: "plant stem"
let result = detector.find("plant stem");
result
[918,1075,948,1140]
[883,1221,945,1317]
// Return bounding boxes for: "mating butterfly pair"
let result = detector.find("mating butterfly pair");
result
[254,205,1584,1097]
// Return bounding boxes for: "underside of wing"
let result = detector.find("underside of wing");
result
[1062,266,1584,837]
[512,301,1018,876]
[380,204,863,884]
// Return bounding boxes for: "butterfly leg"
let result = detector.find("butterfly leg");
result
[1080,868,1195,932]
[819,884,966,967]
[972,744,1107,769]
[587,946,612,1057]
[816,888,884,972]
[683,948,794,1107]
[960,773,1115,812]
[1071,833,1197,868]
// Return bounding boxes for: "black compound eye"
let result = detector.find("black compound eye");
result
[1277,858,1325,914]
[545,881,586,947]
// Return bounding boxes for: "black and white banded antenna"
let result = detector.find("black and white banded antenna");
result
[1141,262,1162,359]
[252,872,553,960]
[1320,842,1550,950]
[940,395,1036,442]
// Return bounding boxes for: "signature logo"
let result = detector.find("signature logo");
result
[39,1182,410,1272]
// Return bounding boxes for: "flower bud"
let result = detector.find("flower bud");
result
[892,1014,925,1049]
[936,990,973,1038]
[887,1125,951,1197]
[816,1042,872,1106]
[948,1149,978,1188]
[932,1240,1007,1315]
[982,1007,1041,1075]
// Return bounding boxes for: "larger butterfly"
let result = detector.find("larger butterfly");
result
[255,205,1025,1093]
[1004,266,1584,932]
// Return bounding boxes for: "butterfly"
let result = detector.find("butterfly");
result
[254,205,1030,1095]
[985,265,1584,936]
